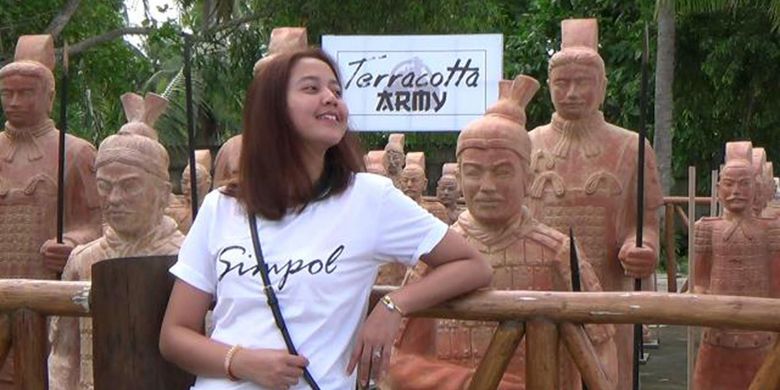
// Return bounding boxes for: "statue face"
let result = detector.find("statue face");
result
[436,177,459,206]
[459,148,526,227]
[718,165,755,215]
[97,162,169,237]
[0,74,51,127]
[401,168,427,200]
[384,150,404,173]
[548,63,605,120]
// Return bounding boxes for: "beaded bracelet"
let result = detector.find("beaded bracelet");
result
[224,344,242,381]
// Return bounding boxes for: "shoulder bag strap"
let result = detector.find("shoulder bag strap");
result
[248,213,321,390]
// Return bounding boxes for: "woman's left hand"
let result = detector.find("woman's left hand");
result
[346,301,403,388]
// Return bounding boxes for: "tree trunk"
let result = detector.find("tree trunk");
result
[45,0,82,39]
[654,0,676,195]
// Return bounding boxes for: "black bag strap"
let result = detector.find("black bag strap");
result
[248,213,321,390]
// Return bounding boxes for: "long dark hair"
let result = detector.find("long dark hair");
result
[224,48,364,220]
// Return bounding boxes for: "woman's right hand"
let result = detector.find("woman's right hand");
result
[231,348,308,389]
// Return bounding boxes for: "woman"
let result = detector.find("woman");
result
[159,48,492,390]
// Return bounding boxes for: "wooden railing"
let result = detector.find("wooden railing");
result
[661,196,714,293]
[2,260,780,390]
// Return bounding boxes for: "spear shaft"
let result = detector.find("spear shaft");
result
[633,23,651,390]
[56,42,68,244]
[569,227,587,390]
[183,34,198,221]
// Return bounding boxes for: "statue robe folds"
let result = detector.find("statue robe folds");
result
[388,208,616,390]
[528,112,663,389]
[47,217,184,390]
[692,216,780,390]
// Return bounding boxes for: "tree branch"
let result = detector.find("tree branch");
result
[45,0,83,39]
[58,27,154,57]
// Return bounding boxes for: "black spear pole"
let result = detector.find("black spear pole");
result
[56,42,69,244]
[569,227,588,390]
[633,23,650,390]
[183,33,198,221]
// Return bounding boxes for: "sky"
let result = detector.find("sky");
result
[124,0,182,48]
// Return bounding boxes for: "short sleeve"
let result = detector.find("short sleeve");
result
[373,182,448,266]
[169,191,220,294]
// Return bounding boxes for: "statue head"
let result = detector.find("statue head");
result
[0,35,56,128]
[751,147,768,215]
[181,149,212,207]
[436,163,460,207]
[764,162,775,203]
[364,150,387,175]
[253,27,308,78]
[548,19,607,121]
[95,93,171,238]
[401,152,427,202]
[383,133,405,175]
[456,75,539,227]
[719,141,756,216]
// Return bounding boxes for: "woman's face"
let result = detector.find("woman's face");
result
[286,57,349,155]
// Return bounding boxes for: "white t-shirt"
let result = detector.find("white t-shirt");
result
[171,173,448,390]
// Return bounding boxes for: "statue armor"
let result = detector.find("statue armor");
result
[528,115,663,292]
[692,141,780,390]
[389,210,615,390]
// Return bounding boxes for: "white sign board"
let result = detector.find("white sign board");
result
[322,34,503,132]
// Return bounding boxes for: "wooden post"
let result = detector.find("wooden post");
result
[748,340,780,390]
[559,322,613,390]
[13,309,47,390]
[526,319,558,389]
[91,256,194,390]
[665,203,678,292]
[468,321,525,390]
[687,166,697,390]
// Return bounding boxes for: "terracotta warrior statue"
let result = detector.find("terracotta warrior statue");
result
[692,141,780,390]
[213,27,308,188]
[167,150,212,233]
[401,152,448,222]
[0,35,101,386]
[762,163,780,218]
[526,19,663,388]
[384,133,406,189]
[365,150,387,176]
[389,75,617,390]
[435,162,463,224]
[48,92,185,390]
[751,147,768,217]
[375,152,446,286]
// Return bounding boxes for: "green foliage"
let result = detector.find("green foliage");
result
[2,0,778,187]
[673,5,780,192]
[676,0,780,30]
[0,0,152,144]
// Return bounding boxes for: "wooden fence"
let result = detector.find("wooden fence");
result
[1,256,780,389]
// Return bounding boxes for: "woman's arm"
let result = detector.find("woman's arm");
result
[347,229,491,386]
[160,280,308,389]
